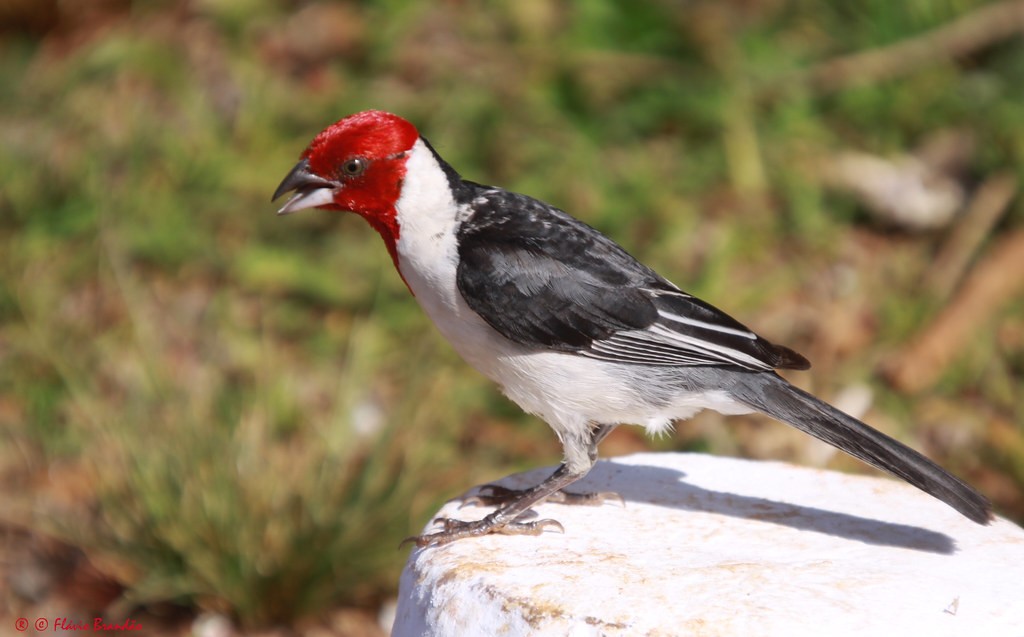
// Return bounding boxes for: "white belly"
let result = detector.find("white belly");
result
[400,259,749,440]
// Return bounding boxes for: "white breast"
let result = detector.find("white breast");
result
[393,139,515,376]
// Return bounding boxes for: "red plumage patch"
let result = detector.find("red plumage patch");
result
[301,110,419,273]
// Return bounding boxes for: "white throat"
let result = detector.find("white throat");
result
[393,138,469,312]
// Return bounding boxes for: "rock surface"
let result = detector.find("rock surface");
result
[393,452,1024,636]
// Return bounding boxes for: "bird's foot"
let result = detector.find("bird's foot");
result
[402,463,597,548]
[462,484,624,508]
[403,513,565,548]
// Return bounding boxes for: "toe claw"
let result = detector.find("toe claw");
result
[538,518,565,534]
[399,534,427,549]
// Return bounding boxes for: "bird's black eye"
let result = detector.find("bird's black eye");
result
[342,157,367,177]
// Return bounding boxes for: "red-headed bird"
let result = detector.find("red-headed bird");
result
[273,110,991,546]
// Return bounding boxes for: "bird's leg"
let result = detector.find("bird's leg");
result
[464,424,622,507]
[409,462,585,547]
[408,425,618,547]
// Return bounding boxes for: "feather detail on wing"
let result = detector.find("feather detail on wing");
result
[454,186,809,372]
[582,288,810,371]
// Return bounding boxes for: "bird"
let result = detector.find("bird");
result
[272,110,992,546]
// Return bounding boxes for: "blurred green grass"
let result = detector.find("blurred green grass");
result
[1,0,1023,629]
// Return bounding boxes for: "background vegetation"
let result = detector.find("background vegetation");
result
[1,0,1022,633]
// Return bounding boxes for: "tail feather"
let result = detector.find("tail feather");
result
[731,373,992,525]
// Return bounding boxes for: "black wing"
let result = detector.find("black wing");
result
[455,186,809,372]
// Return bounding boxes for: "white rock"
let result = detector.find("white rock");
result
[393,452,1024,637]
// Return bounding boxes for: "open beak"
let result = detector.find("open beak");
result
[272,159,341,216]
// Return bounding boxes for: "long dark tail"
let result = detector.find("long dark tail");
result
[729,373,992,525]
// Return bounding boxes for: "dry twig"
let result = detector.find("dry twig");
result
[882,230,1024,393]
[775,0,1024,94]
[925,173,1018,301]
